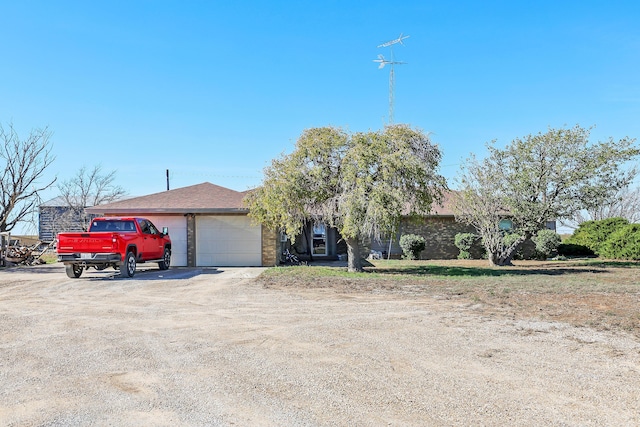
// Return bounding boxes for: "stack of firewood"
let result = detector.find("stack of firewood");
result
[3,242,47,265]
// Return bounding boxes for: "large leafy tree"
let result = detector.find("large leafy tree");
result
[245,124,447,272]
[0,122,56,232]
[453,154,520,266]
[454,125,638,266]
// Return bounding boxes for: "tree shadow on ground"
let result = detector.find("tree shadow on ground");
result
[570,260,640,269]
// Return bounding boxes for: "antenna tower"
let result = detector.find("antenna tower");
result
[373,33,409,124]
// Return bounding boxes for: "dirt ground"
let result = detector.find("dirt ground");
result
[1,262,639,426]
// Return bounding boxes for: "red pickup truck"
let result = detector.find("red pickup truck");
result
[57,217,172,278]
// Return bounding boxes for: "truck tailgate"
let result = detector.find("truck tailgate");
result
[57,233,117,253]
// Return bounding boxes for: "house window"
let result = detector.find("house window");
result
[312,223,327,255]
[499,219,513,231]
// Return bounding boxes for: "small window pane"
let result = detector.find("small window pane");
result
[499,219,513,231]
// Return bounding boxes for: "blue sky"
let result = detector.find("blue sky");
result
[2,1,640,229]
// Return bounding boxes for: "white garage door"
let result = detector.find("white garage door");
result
[144,215,188,267]
[196,215,261,266]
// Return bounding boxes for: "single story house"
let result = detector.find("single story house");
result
[85,182,557,266]
[85,182,279,267]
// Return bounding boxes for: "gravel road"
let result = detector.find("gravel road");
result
[1,264,639,426]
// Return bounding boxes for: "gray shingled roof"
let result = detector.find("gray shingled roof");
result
[85,182,250,214]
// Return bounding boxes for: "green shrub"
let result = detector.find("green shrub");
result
[598,224,640,260]
[399,234,426,260]
[566,218,629,255]
[454,233,476,259]
[532,229,561,258]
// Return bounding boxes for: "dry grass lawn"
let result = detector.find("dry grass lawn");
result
[259,258,640,338]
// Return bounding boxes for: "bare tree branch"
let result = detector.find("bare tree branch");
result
[561,182,640,229]
[0,122,56,232]
[56,165,127,231]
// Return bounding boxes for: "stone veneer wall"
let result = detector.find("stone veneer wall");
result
[261,226,279,266]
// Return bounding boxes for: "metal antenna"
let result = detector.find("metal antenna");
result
[374,33,409,124]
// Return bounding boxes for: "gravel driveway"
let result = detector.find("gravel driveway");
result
[1,264,639,426]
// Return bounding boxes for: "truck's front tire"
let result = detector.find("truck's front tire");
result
[158,247,171,270]
[120,252,136,278]
[65,264,83,278]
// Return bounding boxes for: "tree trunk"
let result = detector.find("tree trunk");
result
[345,236,364,272]
[488,234,528,266]
[488,251,514,267]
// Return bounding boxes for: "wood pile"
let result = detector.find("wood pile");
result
[2,241,54,265]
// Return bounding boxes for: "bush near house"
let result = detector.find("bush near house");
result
[532,229,562,259]
[454,233,476,259]
[598,224,640,260]
[565,217,629,255]
[399,234,426,260]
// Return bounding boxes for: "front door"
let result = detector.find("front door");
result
[312,223,327,256]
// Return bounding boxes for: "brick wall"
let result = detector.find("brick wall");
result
[371,216,542,260]
[371,216,479,259]
[186,214,196,267]
[402,217,479,259]
[261,226,279,266]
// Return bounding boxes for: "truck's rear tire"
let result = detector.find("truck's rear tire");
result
[65,264,83,278]
[120,252,136,278]
[158,247,171,270]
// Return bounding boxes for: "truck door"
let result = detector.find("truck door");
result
[137,219,163,259]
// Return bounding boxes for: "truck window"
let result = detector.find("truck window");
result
[90,220,136,232]
[137,219,151,234]
[122,221,136,232]
[147,222,159,235]
[91,221,107,231]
